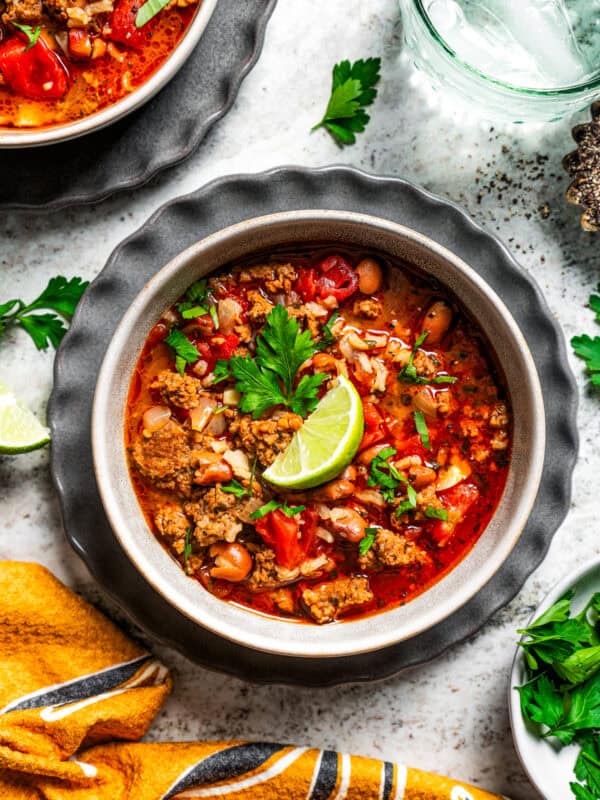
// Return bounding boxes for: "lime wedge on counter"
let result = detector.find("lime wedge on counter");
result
[263,375,364,490]
[0,382,50,454]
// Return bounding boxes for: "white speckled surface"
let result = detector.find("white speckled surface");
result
[0,1,597,797]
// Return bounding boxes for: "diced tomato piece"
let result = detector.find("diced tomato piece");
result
[359,401,387,451]
[107,0,151,49]
[213,333,240,361]
[0,34,69,100]
[68,30,92,60]
[431,483,479,547]
[255,507,318,570]
[315,255,359,302]
[295,268,318,302]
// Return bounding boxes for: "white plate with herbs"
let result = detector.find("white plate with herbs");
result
[510,558,600,800]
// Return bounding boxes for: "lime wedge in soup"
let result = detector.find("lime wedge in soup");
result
[263,375,364,490]
[0,382,50,454]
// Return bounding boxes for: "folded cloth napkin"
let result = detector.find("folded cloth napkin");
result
[0,561,507,800]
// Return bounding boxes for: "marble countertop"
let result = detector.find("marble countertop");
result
[1,1,598,797]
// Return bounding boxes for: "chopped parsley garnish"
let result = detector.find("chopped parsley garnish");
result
[315,310,340,352]
[359,527,378,555]
[397,331,457,386]
[250,500,306,519]
[515,588,600,799]
[0,275,89,351]
[209,305,220,330]
[11,22,41,50]
[219,305,328,419]
[165,329,200,375]
[135,0,170,28]
[181,305,209,319]
[312,57,381,147]
[222,457,258,499]
[367,446,417,515]
[183,528,193,575]
[212,360,230,384]
[413,410,431,450]
[425,506,448,521]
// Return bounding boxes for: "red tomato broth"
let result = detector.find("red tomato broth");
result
[125,245,512,625]
[0,4,196,128]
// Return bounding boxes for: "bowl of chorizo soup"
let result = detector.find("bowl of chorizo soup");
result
[0,0,217,146]
[92,211,545,657]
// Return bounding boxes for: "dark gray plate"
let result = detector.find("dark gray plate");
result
[0,0,276,212]
[49,166,578,686]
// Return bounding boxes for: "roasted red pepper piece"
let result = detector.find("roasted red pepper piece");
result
[359,401,387,451]
[255,508,317,570]
[0,34,69,100]
[107,0,149,50]
[295,268,318,302]
[315,255,359,301]
[430,482,479,547]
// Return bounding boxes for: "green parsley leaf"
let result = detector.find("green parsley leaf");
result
[175,355,186,377]
[165,329,200,366]
[517,673,566,729]
[574,737,600,797]
[359,527,378,556]
[414,410,431,449]
[549,673,600,744]
[0,276,89,352]
[570,781,597,800]
[398,330,457,385]
[228,306,327,419]
[181,305,209,319]
[312,57,381,147]
[230,355,288,419]
[250,500,305,520]
[186,279,209,303]
[221,479,250,499]
[572,335,600,386]
[425,506,448,521]
[11,22,41,50]
[135,0,170,27]
[367,447,418,515]
[209,305,219,329]
[527,591,574,629]
[315,310,339,352]
[555,646,600,687]
[213,359,230,384]
[590,287,600,324]
[183,528,193,575]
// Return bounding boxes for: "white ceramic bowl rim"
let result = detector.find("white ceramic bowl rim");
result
[92,209,546,658]
[0,0,218,148]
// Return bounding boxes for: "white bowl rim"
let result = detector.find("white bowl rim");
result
[0,0,218,148]
[509,557,600,797]
[92,209,546,658]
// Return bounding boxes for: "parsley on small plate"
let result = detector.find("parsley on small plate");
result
[510,560,600,800]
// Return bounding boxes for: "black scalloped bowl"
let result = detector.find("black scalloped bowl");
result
[91,209,545,659]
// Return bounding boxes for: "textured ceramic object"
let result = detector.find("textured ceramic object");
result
[49,166,578,683]
[0,0,276,207]
[509,559,600,799]
[92,209,544,658]
[0,0,218,148]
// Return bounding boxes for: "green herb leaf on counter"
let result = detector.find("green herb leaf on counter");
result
[414,410,431,450]
[359,527,378,556]
[227,306,327,419]
[165,329,200,372]
[571,286,600,388]
[11,22,41,50]
[0,276,89,351]
[398,331,457,386]
[517,673,565,729]
[312,57,381,147]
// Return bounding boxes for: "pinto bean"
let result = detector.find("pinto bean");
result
[409,465,437,491]
[421,301,453,344]
[209,543,252,582]
[194,461,233,485]
[329,507,368,542]
[356,258,383,294]
[413,388,437,418]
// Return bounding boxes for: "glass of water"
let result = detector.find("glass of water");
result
[399,0,600,122]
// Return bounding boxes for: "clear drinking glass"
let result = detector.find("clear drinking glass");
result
[399,0,600,123]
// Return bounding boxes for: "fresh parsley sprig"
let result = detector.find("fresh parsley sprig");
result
[359,527,378,556]
[0,276,89,350]
[250,499,306,520]
[572,286,600,388]
[367,446,417,516]
[398,331,457,386]
[164,329,200,377]
[312,57,381,147]
[413,410,431,450]
[315,310,340,352]
[215,305,328,419]
[516,589,600,798]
